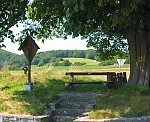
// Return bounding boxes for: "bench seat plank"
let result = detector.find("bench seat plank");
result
[66,72,116,75]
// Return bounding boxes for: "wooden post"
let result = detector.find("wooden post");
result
[28,62,31,83]
[112,73,117,84]
[117,72,124,87]
[111,73,117,88]
[117,73,120,87]
[70,74,74,82]
[123,72,127,84]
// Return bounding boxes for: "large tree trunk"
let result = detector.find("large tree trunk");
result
[127,25,150,87]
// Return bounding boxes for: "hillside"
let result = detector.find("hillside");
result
[63,58,99,65]
[0,49,97,70]
[0,49,27,70]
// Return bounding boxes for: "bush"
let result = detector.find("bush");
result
[38,60,45,67]
[99,59,117,66]
[9,64,21,70]
[52,60,72,66]
[73,62,86,66]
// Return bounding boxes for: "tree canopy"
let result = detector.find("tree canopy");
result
[1,0,148,57]
[26,0,148,56]
[0,0,28,46]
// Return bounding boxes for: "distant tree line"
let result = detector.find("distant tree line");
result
[0,49,96,70]
[0,49,129,70]
[0,49,27,70]
[33,49,96,66]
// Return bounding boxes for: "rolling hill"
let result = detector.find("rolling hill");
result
[63,58,99,65]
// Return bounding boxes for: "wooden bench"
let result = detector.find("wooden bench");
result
[65,72,127,88]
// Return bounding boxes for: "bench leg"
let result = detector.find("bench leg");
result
[123,72,127,84]
[70,75,74,82]
[107,74,111,82]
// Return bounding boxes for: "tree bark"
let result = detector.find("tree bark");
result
[127,25,150,87]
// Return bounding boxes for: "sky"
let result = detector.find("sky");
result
[1,23,93,55]
[2,36,91,55]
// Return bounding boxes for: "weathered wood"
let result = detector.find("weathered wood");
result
[65,81,111,85]
[123,72,127,84]
[18,36,40,91]
[66,72,116,76]
[66,72,116,84]
[65,72,123,89]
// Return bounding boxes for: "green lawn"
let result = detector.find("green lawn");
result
[89,86,150,119]
[1,60,150,119]
[63,58,99,65]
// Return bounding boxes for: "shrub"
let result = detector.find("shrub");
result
[52,60,72,66]
[99,59,117,66]
[73,62,86,66]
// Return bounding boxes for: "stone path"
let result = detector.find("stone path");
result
[51,92,101,122]
[44,92,150,122]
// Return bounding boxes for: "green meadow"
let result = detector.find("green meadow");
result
[1,58,150,119]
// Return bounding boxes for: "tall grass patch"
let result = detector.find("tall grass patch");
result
[0,71,65,115]
[89,86,150,119]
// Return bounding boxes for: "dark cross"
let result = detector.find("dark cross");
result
[18,36,40,84]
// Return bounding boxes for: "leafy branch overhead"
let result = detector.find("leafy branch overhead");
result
[1,0,147,49]
[0,0,28,45]
[25,0,148,58]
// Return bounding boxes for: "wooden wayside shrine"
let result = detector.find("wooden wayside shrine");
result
[18,36,40,91]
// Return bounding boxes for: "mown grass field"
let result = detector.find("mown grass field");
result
[1,58,150,119]
[64,58,99,65]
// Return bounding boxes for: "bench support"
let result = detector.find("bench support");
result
[65,72,127,89]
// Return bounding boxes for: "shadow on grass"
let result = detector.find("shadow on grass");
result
[66,83,108,93]
[88,85,150,119]
[11,77,110,115]
[12,78,66,115]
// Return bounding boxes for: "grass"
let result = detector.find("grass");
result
[63,58,99,65]
[1,61,150,119]
[0,71,65,115]
[89,86,150,119]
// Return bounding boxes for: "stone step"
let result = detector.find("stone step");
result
[54,108,86,116]
[58,98,95,102]
[56,101,95,110]
[52,115,77,122]
[51,92,100,122]
[57,92,100,98]
[56,93,100,102]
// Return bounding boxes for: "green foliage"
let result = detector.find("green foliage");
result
[0,0,149,90]
[85,30,128,60]
[1,61,10,72]
[0,0,28,46]
[14,0,148,60]
[99,59,117,66]
[0,49,27,70]
[63,58,99,65]
[73,62,86,66]
[0,49,97,70]
[52,59,72,66]
[33,50,96,66]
